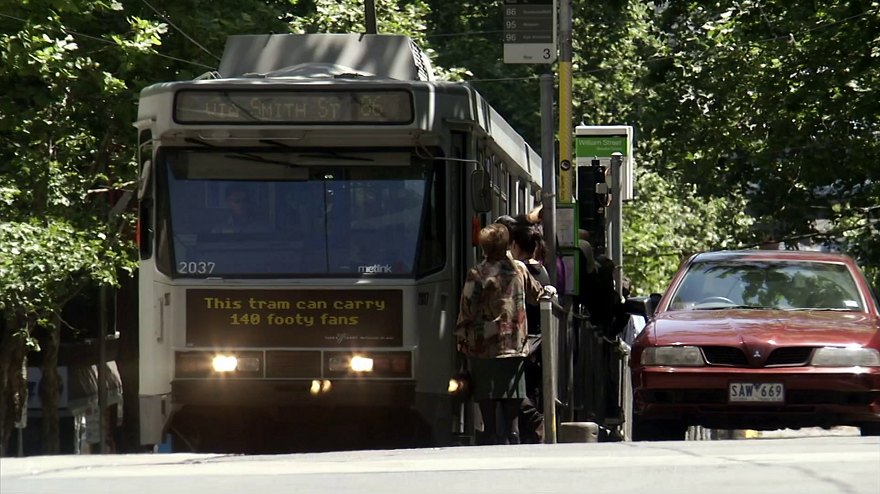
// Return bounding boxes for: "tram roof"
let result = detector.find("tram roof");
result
[135,34,542,189]
[217,33,435,82]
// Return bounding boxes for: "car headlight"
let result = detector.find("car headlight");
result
[641,346,704,366]
[810,347,880,367]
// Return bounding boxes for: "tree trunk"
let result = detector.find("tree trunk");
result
[40,322,61,454]
[0,312,29,458]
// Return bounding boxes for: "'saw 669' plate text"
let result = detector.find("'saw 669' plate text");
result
[729,382,785,403]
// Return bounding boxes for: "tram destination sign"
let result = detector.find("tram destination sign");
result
[174,89,414,124]
[503,0,557,64]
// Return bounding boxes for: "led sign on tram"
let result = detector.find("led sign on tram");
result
[174,89,414,124]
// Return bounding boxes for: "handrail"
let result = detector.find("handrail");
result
[549,298,567,317]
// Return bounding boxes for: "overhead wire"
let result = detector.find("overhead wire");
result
[140,0,221,62]
[4,4,876,83]
[0,12,216,70]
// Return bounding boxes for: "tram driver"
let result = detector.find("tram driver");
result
[213,184,269,234]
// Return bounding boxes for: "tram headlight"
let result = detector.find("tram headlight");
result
[212,355,238,372]
[350,355,374,373]
[176,352,260,377]
[448,378,463,394]
[326,352,411,377]
[448,371,472,399]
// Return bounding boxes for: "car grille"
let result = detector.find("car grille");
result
[701,346,748,366]
[700,346,815,367]
[765,347,814,367]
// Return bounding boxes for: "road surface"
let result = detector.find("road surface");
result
[2,436,878,494]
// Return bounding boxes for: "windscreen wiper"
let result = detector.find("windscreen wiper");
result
[259,139,296,149]
[259,140,372,163]
[299,150,374,162]
[223,153,301,168]
[787,307,858,312]
[184,137,301,167]
[696,305,773,311]
[185,137,213,148]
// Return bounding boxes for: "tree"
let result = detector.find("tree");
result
[0,0,155,454]
[639,1,880,284]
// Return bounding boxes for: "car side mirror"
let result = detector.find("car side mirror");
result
[624,293,662,320]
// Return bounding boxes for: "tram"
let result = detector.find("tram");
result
[134,33,543,452]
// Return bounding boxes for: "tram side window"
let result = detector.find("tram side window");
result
[499,164,509,215]
[416,162,445,276]
[154,171,174,276]
[486,155,499,220]
[137,131,153,260]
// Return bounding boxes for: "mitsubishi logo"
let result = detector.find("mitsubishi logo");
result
[753,350,762,358]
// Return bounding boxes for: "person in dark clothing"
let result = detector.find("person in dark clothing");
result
[573,229,619,328]
[508,220,553,443]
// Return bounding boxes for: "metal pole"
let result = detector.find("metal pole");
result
[98,285,107,453]
[364,0,378,34]
[17,357,26,457]
[557,0,573,203]
[540,297,557,443]
[540,73,557,286]
[610,153,623,296]
[541,74,558,444]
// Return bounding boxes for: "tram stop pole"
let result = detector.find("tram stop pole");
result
[540,73,556,286]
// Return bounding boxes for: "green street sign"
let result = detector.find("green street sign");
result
[575,136,627,157]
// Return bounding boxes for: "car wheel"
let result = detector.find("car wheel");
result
[859,423,880,436]
[632,417,687,441]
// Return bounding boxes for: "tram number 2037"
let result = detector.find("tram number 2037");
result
[177,261,216,274]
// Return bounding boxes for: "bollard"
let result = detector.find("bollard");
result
[540,296,557,443]
[558,422,599,443]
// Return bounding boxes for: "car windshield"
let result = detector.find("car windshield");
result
[158,149,440,277]
[668,259,865,311]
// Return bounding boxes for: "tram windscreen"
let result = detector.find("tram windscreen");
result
[158,149,441,277]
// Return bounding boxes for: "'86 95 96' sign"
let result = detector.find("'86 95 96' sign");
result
[503,0,557,64]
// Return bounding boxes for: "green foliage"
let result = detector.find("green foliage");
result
[638,0,880,283]
[571,0,661,126]
[0,221,118,314]
[623,166,754,295]
[0,0,143,450]
[286,0,430,41]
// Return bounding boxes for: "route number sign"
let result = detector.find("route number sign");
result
[503,0,557,64]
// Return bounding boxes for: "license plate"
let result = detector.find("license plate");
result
[728,382,785,403]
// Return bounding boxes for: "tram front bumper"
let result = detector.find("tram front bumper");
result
[172,378,416,408]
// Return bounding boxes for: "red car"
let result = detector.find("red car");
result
[628,250,880,440]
